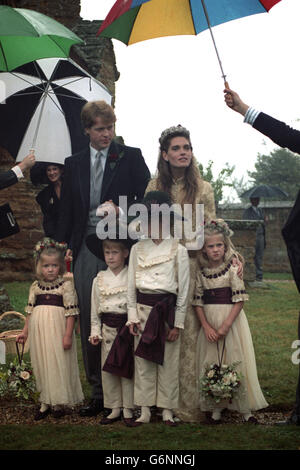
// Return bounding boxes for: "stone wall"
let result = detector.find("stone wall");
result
[0,0,119,283]
[218,201,294,273]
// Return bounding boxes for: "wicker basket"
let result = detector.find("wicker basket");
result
[0,311,29,355]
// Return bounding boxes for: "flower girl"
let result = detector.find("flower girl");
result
[17,238,83,420]
[193,220,268,423]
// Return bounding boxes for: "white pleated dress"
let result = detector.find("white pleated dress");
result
[25,277,84,407]
[193,262,268,414]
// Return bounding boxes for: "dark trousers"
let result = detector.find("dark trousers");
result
[74,229,106,401]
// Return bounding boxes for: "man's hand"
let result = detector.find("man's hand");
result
[224,88,249,116]
[18,152,35,172]
[96,200,120,217]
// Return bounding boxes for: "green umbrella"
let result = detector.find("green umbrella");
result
[0,6,84,71]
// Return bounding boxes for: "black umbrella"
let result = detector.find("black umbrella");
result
[0,57,112,167]
[241,184,289,199]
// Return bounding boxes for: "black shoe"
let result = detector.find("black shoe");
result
[79,399,104,417]
[52,408,66,419]
[34,407,51,421]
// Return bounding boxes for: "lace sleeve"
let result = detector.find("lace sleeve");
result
[63,279,80,316]
[229,266,249,303]
[192,268,204,307]
[24,282,37,315]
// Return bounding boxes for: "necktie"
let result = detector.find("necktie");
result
[93,151,103,188]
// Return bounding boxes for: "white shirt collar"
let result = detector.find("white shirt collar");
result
[89,145,109,165]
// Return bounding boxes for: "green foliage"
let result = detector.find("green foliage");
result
[198,160,235,205]
[248,148,300,200]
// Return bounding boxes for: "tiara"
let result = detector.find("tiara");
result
[204,219,233,238]
[159,124,190,146]
[34,237,67,259]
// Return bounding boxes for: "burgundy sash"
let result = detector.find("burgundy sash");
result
[34,294,64,307]
[101,313,134,379]
[134,291,177,365]
[203,287,233,305]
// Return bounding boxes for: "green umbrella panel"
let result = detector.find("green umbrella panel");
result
[0,6,84,71]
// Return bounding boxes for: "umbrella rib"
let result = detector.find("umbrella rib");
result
[10,71,47,93]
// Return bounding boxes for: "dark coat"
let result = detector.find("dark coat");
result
[55,140,150,263]
[0,169,18,190]
[36,184,60,239]
[254,112,300,292]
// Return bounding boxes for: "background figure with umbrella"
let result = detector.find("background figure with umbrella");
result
[224,87,300,425]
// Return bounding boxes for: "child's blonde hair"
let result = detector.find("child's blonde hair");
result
[34,238,67,280]
[197,219,244,267]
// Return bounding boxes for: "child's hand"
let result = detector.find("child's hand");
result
[16,331,27,345]
[90,336,100,346]
[217,322,231,338]
[63,334,72,350]
[166,327,180,342]
[129,323,142,336]
[203,324,219,343]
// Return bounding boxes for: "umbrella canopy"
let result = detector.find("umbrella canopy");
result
[240,184,289,199]
[0,6,84,72]
[0,57,112,165]
[97,0,281,44]
[97,0,281,83]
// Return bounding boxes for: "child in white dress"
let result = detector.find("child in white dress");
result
[87,228,140,427]
[17,238,83,420]
[193,220,268,424]
[127,191,190,425]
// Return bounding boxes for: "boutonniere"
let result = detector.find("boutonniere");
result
[109,150,124,170]
[49,197,54,205]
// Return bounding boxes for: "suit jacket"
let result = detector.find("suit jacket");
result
[55,140,150,262]
[36,184,60,239]
[254,112,300,291]
[0,169,18,190]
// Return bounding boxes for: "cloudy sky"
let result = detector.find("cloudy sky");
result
[80,0,300,201]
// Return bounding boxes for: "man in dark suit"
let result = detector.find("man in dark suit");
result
[243,197,266,282]
[224,87,300,425]
[56,100,150,417]
[0,153,35,190]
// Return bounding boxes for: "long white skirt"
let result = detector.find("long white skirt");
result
[29,305,84,406]
[196,305,268,413]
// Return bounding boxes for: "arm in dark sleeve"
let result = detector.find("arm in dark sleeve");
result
[0,170,18,190]
[131,149,151,202]
[253,112,300,155]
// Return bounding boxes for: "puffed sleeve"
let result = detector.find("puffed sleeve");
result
[63,279,80,316]
[126,243,140,325]
[192,268,204,307]
[24,281,37,315]
[174,244,190,329]
[144,178,158,195]
[229,266,249,303]
[89,276,102,341]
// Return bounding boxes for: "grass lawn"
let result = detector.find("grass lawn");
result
[1,277,300,451]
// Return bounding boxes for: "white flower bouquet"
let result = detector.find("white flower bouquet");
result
[200,362,242,404]
[0,357,38,402]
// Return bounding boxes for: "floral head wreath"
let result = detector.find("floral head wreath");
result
[34,237,67,259]
[159,124,190,148]
[204,219,234,238]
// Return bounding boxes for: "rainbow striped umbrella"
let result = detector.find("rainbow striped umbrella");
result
[97,0,282,83]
